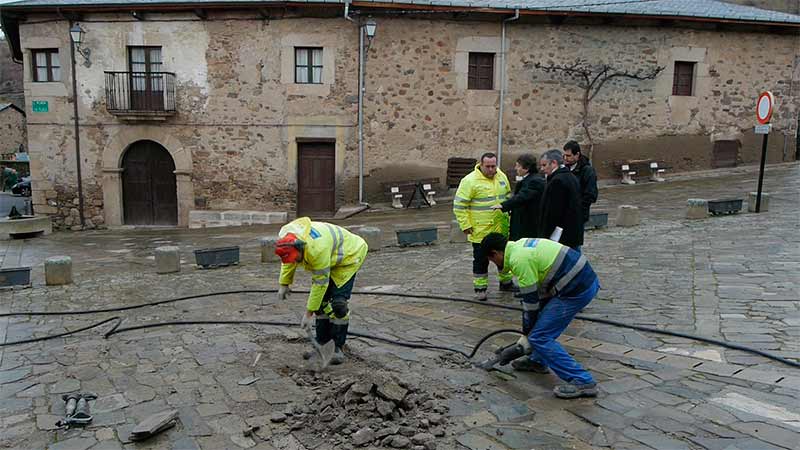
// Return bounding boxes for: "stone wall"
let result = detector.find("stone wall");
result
[0,36,24,108]
[0,107,26,154]
[18,12,799,227]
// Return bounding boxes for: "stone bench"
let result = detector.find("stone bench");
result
[189,210,288,229]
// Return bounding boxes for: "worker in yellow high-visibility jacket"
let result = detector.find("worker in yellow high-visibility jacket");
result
[453,152,514,300]
[275,217,368,365]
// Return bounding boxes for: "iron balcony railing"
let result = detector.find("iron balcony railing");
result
[104,71,176,114]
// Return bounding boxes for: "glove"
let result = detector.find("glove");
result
[300,312,313,332]
[495,336,533,366]
[277,285,291,301]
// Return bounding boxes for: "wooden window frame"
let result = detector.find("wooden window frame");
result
[32,49,60,82]
[672,61,695,96]
[468,52,495,90]
[295,47,323,84]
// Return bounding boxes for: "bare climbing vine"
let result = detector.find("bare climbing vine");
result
[534,59,664,160]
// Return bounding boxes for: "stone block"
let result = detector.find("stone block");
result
[260,237,280,263]
[686,198,708,219]
[449,220,467,243]
[267,212,288,224]
[155,246,181,274]
[45,256,72,286]
[747,192,770,212]
[615,205,640,227]
[355,226,382,252]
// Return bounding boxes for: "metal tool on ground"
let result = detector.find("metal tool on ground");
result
[476,336,531,370]
[130,409,179,441]
[306,327,335,371]
[55,393,97,429]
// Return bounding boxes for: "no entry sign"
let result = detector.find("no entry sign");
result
[756,91,774,124]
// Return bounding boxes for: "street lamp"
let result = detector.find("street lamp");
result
[69,24,91,66]
[364,19,377,40]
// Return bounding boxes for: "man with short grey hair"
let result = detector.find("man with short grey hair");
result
[538,150,584,251]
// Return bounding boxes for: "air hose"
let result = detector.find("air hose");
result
[1,289,797,369]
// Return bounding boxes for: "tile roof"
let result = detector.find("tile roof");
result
[2,0,800,25]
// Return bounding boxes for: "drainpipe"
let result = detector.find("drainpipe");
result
[344,2,368,205]
[69,21,86,228]
[497,9,519,167]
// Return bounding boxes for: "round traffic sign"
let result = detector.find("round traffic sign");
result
[757,91,774,124]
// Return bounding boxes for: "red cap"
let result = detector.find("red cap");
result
[275,233,303,263]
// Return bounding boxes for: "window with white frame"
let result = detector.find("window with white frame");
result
[295,47,323,84]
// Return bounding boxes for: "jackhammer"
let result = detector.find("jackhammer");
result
[55,393,97,429]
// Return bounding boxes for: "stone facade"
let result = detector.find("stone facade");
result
[13,9,800,228]
[0,36,24,109]
[0,105,26,154]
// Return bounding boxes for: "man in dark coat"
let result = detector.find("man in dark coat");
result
[492,153,545,241]
[537,149,584,251]
[563,141,598,224]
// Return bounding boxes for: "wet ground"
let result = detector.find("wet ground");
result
[0,162,798,450]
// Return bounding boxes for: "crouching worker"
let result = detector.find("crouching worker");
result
[275,217,368,365]
[479,232,600,399]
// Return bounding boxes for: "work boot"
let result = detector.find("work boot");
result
[499,281,519,293]
[511,358,549,374]
[553,381,598,399]
[330,348,346,365]
[474,289,488,301]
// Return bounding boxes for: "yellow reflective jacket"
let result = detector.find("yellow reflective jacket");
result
[278,217,368,312]
[453,165,511,243]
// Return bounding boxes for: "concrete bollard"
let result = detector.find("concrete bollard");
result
[615,205,640,227]
[686,198,708,220]
[155,246,181,274]
[45,256,73,286]
[449,220,468,243]
[748,192,770,212]
[355,226,382,252]
[260,237,280,263]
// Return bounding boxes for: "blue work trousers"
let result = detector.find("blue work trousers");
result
[523,278,599,384]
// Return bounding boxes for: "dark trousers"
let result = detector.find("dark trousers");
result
[472,243,513,290]
[315,274,356,349]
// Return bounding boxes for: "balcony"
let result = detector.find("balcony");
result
[104,71,176,121]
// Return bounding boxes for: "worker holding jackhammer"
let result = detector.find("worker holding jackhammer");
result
[479,232,600,399]
[275,217,368,365]
[453,152,515,301]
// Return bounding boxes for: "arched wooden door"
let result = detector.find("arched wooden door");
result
[122,140,178,225]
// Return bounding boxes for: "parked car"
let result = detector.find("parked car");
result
[11,176,31,196]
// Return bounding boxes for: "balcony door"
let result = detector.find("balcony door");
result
[128,46,163,111]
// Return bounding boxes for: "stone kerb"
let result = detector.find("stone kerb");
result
[45,256,73,285]
[686,198,709,219]
[155,246,181,274]
[616,205,640,227]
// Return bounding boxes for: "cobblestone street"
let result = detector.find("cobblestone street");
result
[1,163,799,450]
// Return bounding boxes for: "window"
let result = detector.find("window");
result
[295,47,323,84]
[32,49,60,82]
[128,47,165,110]
[672,61,695,96]
[468,52,494,90]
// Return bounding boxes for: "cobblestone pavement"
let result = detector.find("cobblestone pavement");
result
[1,163,798,450]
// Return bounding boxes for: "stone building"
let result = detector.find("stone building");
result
[0,34,24,109]
[1,0,798,229]
[0,103,25,155]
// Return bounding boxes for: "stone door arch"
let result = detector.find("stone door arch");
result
[122,140,178,225]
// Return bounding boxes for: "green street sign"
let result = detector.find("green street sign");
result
[32,100,49,113]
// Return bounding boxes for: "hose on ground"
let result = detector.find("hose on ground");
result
[1,289,797,369]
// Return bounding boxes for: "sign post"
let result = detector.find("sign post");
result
[754,91,774,213]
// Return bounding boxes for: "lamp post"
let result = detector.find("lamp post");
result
[357,18,376,205]
[69,22,86,228]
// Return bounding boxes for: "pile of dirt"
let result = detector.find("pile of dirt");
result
[278,370,450,449]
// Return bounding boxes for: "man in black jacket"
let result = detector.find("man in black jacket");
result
[563,141,598,224]
[492,153,545,241]
[538,149,584,251]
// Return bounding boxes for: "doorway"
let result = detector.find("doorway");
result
[122,140,178,225]
[297,142,335,217]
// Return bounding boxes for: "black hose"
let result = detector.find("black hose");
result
[0,317,122,347]
[1,289,797,369]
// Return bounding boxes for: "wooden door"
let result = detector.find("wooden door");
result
[129,47,164,111]
[122,141,178,225]
[297,142,335,217]
[712,140,739,168]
